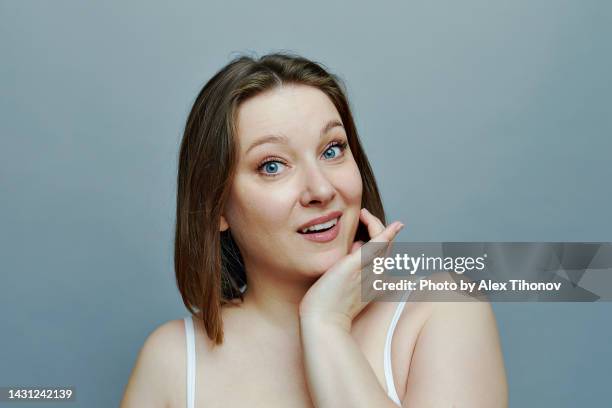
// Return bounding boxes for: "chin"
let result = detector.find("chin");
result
[300,248,347,276]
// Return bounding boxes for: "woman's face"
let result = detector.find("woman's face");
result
[221,84,363,280]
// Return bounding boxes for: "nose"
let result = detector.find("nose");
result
[299,161,336,207]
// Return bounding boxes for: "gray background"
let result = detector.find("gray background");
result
[1,0,610,406]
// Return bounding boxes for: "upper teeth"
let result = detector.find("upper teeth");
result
[301,217,338,233]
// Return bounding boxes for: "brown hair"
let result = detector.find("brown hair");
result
[175,51,386,345]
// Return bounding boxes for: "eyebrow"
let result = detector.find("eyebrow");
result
[245,119,345,154]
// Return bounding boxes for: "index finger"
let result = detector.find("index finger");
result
[357,222,405,303]
[347,221,404,271]
[370,221,404,244]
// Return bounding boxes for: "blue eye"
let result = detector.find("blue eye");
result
[322,141,348,160]
[264,162,279,173]
[323,146,341,159]
[259,160,286,176]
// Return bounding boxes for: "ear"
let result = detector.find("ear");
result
[219,215,229,232]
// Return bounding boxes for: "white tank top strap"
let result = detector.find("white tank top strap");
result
[184,316,196,408]
[383,289,413,406]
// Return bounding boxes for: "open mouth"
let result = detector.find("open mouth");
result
[297,215,342,243]
[298,216,340,234]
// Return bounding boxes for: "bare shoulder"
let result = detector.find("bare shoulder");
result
[402,272,508,407]
[417,272,500,328]
[120,319,187,408]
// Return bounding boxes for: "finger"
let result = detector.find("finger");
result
[370,221,404,244]
[351,221,404,271]
[360,208,386,238]
[363,222,404,265]
[350,240,365,254]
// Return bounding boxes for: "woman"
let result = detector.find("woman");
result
[121,52,507,407]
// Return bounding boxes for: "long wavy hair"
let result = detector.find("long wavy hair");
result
[175,52,386,345]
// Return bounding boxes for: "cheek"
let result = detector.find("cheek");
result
[225,179,295,238]
[335,161,363,204]
[332,161,363,248]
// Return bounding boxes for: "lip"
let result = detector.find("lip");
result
[297,210,343,232]
[298,216,342,243]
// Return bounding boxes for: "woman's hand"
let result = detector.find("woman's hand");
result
[298,208,404,332]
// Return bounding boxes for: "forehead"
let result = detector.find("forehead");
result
[235,84,343,150]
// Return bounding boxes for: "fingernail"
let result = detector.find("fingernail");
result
[396,222,405,232]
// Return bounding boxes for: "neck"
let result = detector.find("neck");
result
[240,267,318,337]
